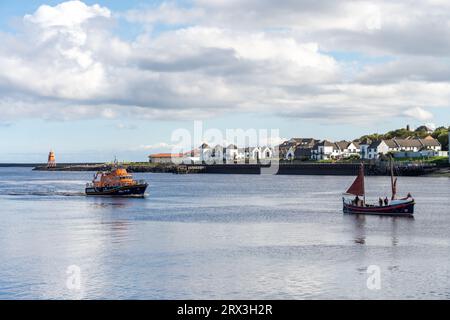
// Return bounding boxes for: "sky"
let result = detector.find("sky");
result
[0,0,449,162]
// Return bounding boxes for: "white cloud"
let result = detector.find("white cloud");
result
[0,1,449,125]
[136,142,178,151]
[424,122,436,131]
[403,107,434,121]
[24,1,110,28]
[188,0,450,56]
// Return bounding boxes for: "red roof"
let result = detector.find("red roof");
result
[149,153,182,158]
[149,149,200,158]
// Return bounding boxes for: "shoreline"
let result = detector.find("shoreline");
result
[421,167,450,177]
[29,162,450,176]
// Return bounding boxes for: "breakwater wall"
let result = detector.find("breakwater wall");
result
[1,163,43,167]
[33,163,177,173]
[33,163,107,171]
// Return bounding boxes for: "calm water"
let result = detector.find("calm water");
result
[0,167,449,300]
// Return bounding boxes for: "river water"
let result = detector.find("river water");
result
[0,167,449,299]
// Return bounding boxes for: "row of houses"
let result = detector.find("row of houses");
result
[198,143,275,164]
[149,144,276,164]
[364,136,443,159]
[279,138,361,161]
[149,135,445,164]
[281,136,444,161]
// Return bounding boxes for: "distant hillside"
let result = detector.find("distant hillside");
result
[358,126,449,151]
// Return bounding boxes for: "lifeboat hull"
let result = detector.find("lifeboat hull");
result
[343,200,415,216]
[85,183,148,197]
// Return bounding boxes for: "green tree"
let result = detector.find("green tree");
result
[358,126,448,150]
[432,126,449,151]
[359,133,382,141]
[384,128,413,139]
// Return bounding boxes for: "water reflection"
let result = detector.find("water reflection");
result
[101,220,131,243]
[88,198,134,209]
[344,214,415,246]
[348,215,366,245]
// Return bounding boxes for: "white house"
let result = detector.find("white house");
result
[418,136,442,151]
[260,146,273,159]
[312,140,337,160]
[199,143,213,163]
[211,145,225,164]
[251,147,262,160]
[367,140,390,159]
[358,139,372,159]
[334,141,360,159]
[393,139,422,152]
[346,141,360,156]
[225,144,239,163]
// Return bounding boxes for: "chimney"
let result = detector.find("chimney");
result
[406,124,410,131]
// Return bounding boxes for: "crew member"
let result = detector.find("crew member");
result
[355,196,360,206]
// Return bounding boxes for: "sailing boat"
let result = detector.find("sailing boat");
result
[342,161,415,216]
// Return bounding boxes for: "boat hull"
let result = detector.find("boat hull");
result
[343,200,415,216]
[85,183,148,197]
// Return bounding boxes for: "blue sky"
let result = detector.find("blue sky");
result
[0,1,449,162]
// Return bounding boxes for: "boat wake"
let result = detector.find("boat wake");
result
[5,191,86,197]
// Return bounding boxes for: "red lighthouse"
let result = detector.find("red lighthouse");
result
[47,150,56,168]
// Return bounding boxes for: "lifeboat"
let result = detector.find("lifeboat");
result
[85,166,148,197]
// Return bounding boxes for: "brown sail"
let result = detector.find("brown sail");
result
[345,164,365,196]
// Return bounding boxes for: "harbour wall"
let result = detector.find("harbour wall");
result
[178,163,438,176]
[30,162,442,176]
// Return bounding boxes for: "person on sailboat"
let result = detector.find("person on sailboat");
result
[400,193,413,200]
[379,198,383,207]
[384,197,389,206]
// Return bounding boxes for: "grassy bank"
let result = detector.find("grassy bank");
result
[391,156,448,165]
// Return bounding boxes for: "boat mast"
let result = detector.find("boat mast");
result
[362,163,365,205]
[390,156,397,200]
